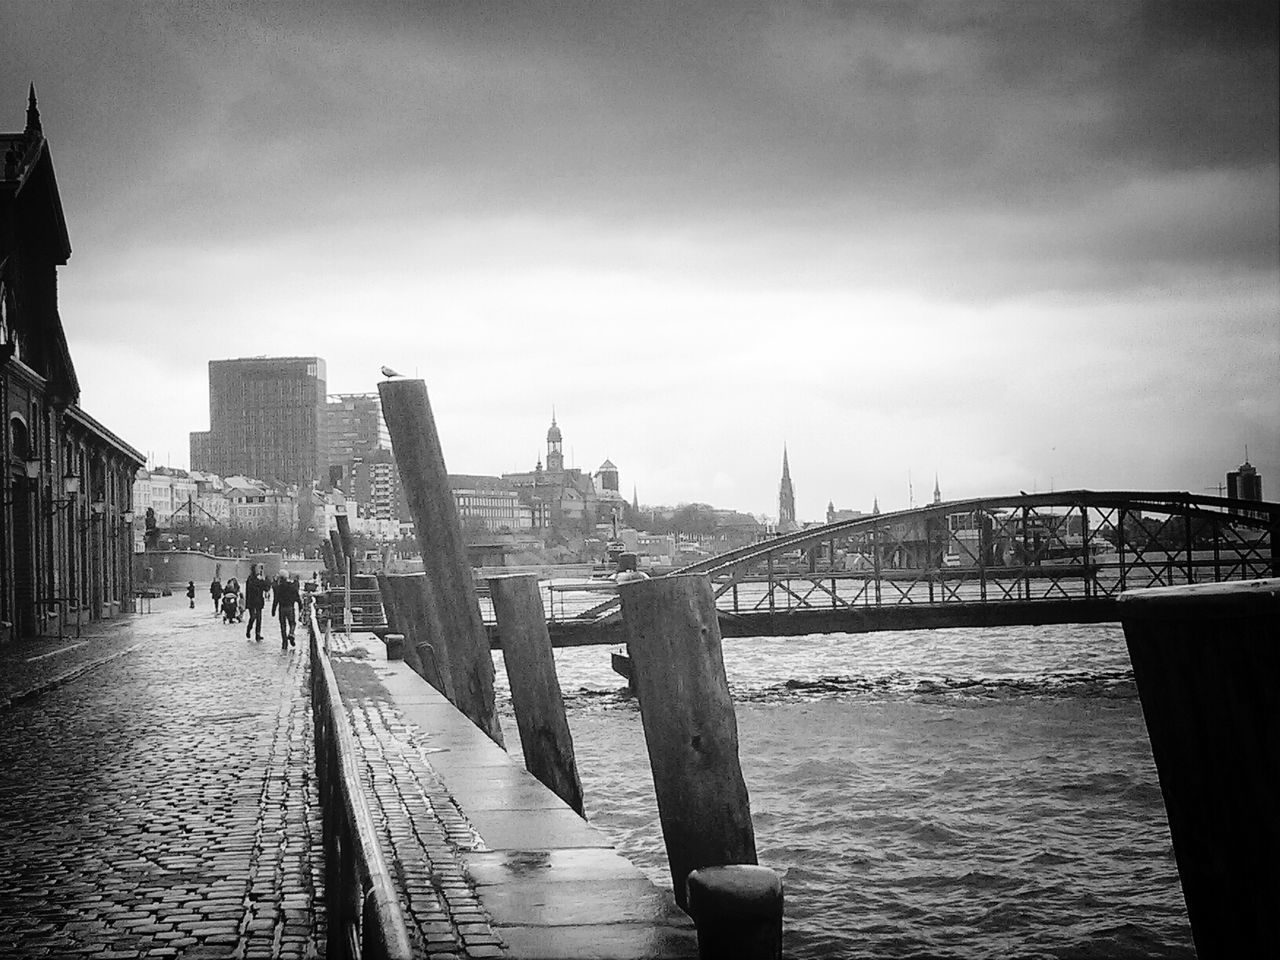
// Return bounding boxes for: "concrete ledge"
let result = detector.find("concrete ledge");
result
[334,633,697,959]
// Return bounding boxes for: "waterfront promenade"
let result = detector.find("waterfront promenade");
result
[0,596,697,959]
[0,598,323,959]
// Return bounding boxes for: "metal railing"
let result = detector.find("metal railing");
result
[307,602,415,959]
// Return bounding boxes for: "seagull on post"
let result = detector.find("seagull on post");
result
[380,365,402,378]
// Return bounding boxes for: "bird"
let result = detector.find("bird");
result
[380,365,402,378]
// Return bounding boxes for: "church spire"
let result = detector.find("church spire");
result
[933,474,941,504]
[778,445,796,528]
[25,83,41,134]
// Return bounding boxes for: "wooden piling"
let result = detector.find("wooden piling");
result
[329,530,347,575]
[383,573,455,700]
[335,514,356,569]
[378,378,502,746]
[1119,578,1279,958]
[618,573,758,910]
[488,574,584,817]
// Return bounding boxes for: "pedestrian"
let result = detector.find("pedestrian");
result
[186,580,196,609]
[272,572,302,651]
[244,564,271,643]
[209,576,223,614]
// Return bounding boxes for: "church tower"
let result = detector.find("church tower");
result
[778,446,796,528]
[546,412,564,473]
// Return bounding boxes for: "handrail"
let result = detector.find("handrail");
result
[307,599,416,959]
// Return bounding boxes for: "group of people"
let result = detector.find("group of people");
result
[207,566,305,651]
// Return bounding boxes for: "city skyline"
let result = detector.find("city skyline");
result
[2,3,1276,518]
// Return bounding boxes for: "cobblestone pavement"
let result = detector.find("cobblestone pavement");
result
[0,596,325,959]
[328,634,504,959]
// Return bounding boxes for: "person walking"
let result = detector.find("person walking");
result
[244,565,271,643]
[209,577,223,614]
[186,581,196,609]
[272,573,302,651]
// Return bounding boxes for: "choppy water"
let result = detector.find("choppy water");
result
[492,624,1195,959]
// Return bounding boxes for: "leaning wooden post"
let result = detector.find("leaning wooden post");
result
[329,530,346,577]
[385,573,456,700]
[1119,578,1279,958]
[336,514,356,569]
[618,574,768,917]
[489,574,584,817]
[378,378,502,746]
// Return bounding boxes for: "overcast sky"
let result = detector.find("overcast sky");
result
[3,2,1276,519]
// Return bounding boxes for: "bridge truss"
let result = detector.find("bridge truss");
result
[548,491,1278,641]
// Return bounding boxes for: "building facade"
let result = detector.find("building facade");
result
[1227,459,1263,502]
[2,90,143,640]
[190,356,326,487]
[449,474,531,533]
[502,415,603,532]
[326,392,389,467]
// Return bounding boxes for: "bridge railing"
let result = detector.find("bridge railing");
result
[307,602,416,960]
[546,492,1278,626]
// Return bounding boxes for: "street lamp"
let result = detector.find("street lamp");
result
[47,468,80,514]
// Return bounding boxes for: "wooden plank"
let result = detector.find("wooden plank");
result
[378,378,502,746]
[488,574,584,817]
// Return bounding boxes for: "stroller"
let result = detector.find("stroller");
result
[221,590,240,623]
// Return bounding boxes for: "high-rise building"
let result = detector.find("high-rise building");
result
[326,392,390,467]
[190,357,326,486]
[778,446,797,531]
[1227,458,1263,503]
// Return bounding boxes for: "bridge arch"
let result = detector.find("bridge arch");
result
[544,491,1278,641]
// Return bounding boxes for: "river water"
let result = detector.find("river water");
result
[491,623,1195,959]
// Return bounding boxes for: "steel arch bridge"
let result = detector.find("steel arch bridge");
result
[543,490,1279,643]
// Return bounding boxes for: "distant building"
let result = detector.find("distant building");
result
[1227,458,1264,520]
[348,449,401,523]
[448,474,530,533]
[190,356,327,487]
[778,446,797,533]
[326,392,389,467]
[222,475,298,532]
[1227,459,1263,502]
[826,501,864,524]
[2,89,143,638]
[502,414,603,531]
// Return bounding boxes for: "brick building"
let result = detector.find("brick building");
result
[1,89,143,640]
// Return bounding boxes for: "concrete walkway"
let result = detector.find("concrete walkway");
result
[0,596,324,959]
[327,632,697,960]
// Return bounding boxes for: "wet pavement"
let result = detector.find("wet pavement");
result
[327,632,697,960]
[0,596,324,959]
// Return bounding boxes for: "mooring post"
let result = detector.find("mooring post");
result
[1119,578,1279,958]
[378,378,502,746]
[385,573,455,700]
[335,513,356,570]
[488,573,585,817]
[618,574,772,918]
[328,530,346,578]
[686,865,783,960]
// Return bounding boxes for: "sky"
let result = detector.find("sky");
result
[2,1,1277,520]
